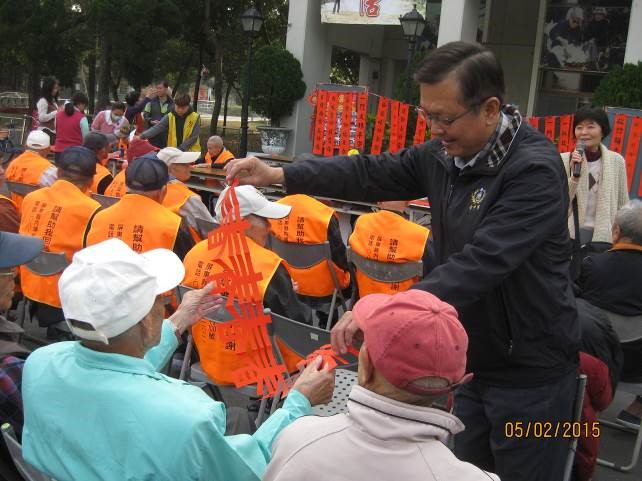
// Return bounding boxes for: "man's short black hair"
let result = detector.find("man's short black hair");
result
[414,41,505,107]
[125,91,139,106]
[572,106,611,138]
[83,132,109,153]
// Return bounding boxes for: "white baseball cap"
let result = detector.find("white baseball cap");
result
[215,185,291,222]
[58,238,185,344]
[26,130,51,150]
[157,147,200,165]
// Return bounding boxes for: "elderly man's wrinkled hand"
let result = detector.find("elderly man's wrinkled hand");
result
[291,356,335,406]
[331,311,362,355]
[171,282,223,334]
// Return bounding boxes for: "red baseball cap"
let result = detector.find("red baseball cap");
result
[126,138,159,162]
[353,290,473,395]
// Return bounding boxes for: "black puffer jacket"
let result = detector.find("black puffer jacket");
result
[283,122,580,388]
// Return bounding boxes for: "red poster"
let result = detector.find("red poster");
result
[312,90,326,155]
[609,114,628,154]
[338,93,353,155]
[370,97,389,155]
[528,117,540,130]
[567,115,576,152]
[396,103,410,152]
[355,93,368,150]
[324,92,340,157]
[389,101,400,152]
[624,116,642,193]
[544,116,556,142]
[558,115,572,153]
[413,110,427,145]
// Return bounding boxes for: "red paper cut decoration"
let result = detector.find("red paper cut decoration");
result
[528,117,540,130]
[312,90,327,155]
[370,97,389,155]
[355,93,368,150]
[389,100,400,153]
[610,114,628,154]
[296,344,360,372]
[397,103,410,152]
[624,116,642,193]
[558,115,572,153]
[544,116,556,142]
[324,92,340,157]
[339,93,353,155]
[413,110,427,145]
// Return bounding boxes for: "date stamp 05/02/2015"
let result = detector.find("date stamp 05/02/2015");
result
[504,421,601,439]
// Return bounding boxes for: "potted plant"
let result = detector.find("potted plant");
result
[246,43,306,155]
[592,62,642,109]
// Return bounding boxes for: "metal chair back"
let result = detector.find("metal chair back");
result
[90,193,119,209]
[1,423,55,481]
[562,374,587,481]
[5,181,40,197]
[195,218,219,238]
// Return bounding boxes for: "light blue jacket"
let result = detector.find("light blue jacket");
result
[22,320,311,481]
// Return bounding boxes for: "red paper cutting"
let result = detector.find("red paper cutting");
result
[610,114,628,154]
[413,110,427,145]
[624,116,642,193]
[296,344,360,372]
[544,116,556,142]
[558,115,572,153]
[324,92,340,157]
[312,90,327,155]
[389,100,400,153]
[355,93,368,150]
[371,97,389,155]
[339,93,353,155]
[528,117,540,130]
[397,103,410,152]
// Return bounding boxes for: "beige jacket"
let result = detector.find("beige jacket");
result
[264,385,500,481]
[561,144,629,243]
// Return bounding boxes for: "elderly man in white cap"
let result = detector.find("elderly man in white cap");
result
[4,130,57,208]
[183,185,315,385]
[157,146,216,240]
[21,238,334,481]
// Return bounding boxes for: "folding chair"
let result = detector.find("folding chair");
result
[562,374,588,481]
[1,424,54,481]
[346,246,423,302]
[597,310,642,472]
[5,181,40,198]
[175,285,285,426]
[90,193,119,209]
[195,218,219,238]
[269,311,359,416]
[269,235,347,329]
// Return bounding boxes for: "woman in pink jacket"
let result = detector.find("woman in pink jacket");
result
[90,101,129,137]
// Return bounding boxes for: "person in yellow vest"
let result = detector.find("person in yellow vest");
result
[5,130,57,210]
[139,92,201,153]
[203,136,234,166]
[349,209,430,299]
[19,146,101,340]
[269,194,351,304]
[82,132,113,195]
[85,153,195,259]
[157,147,216,241]
[183,185,314,385]
[104,137,159,198]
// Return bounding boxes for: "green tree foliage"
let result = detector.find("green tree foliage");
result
[246,43,306,126]
[330,47,360,85]
[593,62,642,109]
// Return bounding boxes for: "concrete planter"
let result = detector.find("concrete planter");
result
[257,126,291,155]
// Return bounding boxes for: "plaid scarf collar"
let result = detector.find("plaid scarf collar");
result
[451,104,523,172]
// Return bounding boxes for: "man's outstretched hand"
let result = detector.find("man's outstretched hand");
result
[225,156,285,186]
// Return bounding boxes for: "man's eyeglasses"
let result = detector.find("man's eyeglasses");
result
[416,98,490,128]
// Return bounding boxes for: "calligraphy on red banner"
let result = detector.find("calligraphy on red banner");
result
[324,92,340,157]
[610,114,628,154]
[312,90,327,155]
[355,93,368,150]
[371,97,389,155]
[624,116,642,193]
[339,93,353,155]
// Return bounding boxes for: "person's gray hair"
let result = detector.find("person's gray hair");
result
[615,200,642,244]
[207,135,223,147]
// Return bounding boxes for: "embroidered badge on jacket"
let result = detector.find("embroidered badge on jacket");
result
[469,187,486,210]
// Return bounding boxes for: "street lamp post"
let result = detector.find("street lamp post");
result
[239,5,264,157]
[399,5,425,104]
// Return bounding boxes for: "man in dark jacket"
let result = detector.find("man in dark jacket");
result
[225,42,580,481]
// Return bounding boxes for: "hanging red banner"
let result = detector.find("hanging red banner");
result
[567,115,576,152]
[609,114,628,154]
[355,93,368,150]
[396,103,410,152]
[389,101,400,152]
[558,115,572,153]
[544,116,556,142]
[338,93,353,155]
[413,110,427,145]
[370,97,389,155]
[528,117,540,130]
[324,92,340,157]
[312,90,327,155]
[624,116,642,193]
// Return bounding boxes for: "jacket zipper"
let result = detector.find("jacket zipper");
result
[499,288,514,357]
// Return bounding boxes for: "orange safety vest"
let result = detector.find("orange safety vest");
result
[19,180,100,307]
[86,193,181,253]
[349,210,430,298]
[162,181,202,241]
[269,194,350,298]
[205,148,234,166]
[5,151,53,210]
[104,170,126,197]
[90,164,112,194]
[184,235,300,384]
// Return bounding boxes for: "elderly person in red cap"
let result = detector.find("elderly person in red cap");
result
[264,289,500,481]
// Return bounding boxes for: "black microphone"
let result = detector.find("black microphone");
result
[572,140,585,178]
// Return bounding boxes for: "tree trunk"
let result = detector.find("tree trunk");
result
[193,0,210,112]
[222,81,232,136]
[210,56,223,136]
[110,74,121,101]
[28,68,40,113]
[97,35,112,106]
[87,47,97,114]
[173,51,194,97]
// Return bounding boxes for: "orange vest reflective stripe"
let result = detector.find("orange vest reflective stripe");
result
[269,194,350,298]
[86,193,181,253]
[205,149,234,166]
[349,210,429,298]
[19,180,100,307]
[5,151,53,210]
[104,170,126,197]
[90,164,112,194]
[162,181,202,241]
[184,236,285,384]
